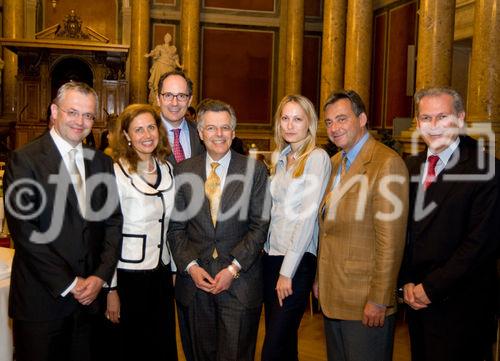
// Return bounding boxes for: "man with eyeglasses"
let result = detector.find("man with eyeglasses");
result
[400,87,500,361]
[168,99,270,361]
[157,69,204,165]
[3,82,123,361]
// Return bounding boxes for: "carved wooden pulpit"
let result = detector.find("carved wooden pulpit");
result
[0,11,129,148]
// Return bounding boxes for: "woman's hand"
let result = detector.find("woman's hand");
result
[275,275,293,307]
[105,290,121,324]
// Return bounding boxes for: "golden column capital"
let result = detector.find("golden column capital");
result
[467,0,500,157]
[319,0,347,134]
[284,0,305,95]
[129,0,150,104]
[415,0,455,89]
[2,0,25,116]
[181,0,201,105]
[344,0,373,111]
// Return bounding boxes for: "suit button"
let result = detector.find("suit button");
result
[158,244,161,248]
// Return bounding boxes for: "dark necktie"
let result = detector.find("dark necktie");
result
[172,128,186,163]
[424,155,440,189]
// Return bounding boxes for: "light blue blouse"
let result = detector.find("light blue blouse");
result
[265,146,332,278]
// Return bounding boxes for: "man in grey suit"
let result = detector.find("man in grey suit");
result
[157,69,204,165]
[168,99,270,361]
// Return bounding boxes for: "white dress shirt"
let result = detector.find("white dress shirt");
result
[49,127,86,296]
[422,137,460,184]
[162,117,192,159]
[265,146,332,278]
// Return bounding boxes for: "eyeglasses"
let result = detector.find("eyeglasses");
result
[159,92,191,103]
[56,105,96,122]
[203,125,234,133]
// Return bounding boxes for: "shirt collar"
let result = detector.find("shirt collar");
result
[162,116,188,133]
[278,145,292,163]
[344,131,369,164]
[50,127,83,155]
[207,150,231,169]
[426,136,460,165]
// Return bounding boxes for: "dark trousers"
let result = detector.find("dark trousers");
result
[117,263,177,361]
[13,307,94,361]
[407,302,496,361]
[177,260,261,361]
[261,253,317,361]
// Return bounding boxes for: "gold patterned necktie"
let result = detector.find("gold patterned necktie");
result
[68,148,85,215]
[205,162,221,258]
[340,155,348,182]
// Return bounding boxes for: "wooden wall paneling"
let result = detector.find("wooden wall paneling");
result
[20,81,41,124]
[305,0,322,18]
[301,34,321,111]
[385,1,416,128]
[44,0,118,43]
[370,12,387,129]
[201,27,275,125]
[203,0,276,12]
[152,23,177,46]
[154,0,176,5]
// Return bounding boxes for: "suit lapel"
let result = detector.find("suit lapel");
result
[412,140,471,233]
[219,151,244,216]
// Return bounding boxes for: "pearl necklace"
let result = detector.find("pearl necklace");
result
[138,160,156,174]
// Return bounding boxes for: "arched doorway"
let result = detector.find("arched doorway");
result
[50,57,93,100]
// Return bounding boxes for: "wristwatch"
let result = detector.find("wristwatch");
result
[227,264,240,279]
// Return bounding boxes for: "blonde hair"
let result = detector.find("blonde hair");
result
[272,95,318,178]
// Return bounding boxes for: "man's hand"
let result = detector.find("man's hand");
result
[362,302,387,327]
[188,265,216,292]
[70,277,86,298]
[105,290,120,324]
[73,276,104,305]
[211,268,235,294]
[403,282,429,310]
[312,280,319,299]
[276,275,293,307]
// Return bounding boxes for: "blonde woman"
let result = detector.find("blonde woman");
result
[261,95,332,361]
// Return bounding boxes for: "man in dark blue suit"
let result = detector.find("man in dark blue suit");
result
[401,87,499,361]
[4,82,123,361]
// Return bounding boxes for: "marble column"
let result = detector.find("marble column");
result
[2,0,24,116]
[276,0,289,103]
[284,0,305,95]
[467,0,500,157]
[399,0,455,154]
[319,0,347,134]
[344,0,373,111]
[129,0,150,104]
[181,0,201,104]
[415,0,455,89]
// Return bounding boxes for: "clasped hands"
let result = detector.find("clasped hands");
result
[189,264,237,294]
[70,275,104,306]
[403,282,431,310]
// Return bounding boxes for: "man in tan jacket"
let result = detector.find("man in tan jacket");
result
[313,90,409,361]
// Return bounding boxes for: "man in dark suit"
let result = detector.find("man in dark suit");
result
[401,87,500,361]
[157,69,204,165]
[4,82,123,361]
[168,99,270,361]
